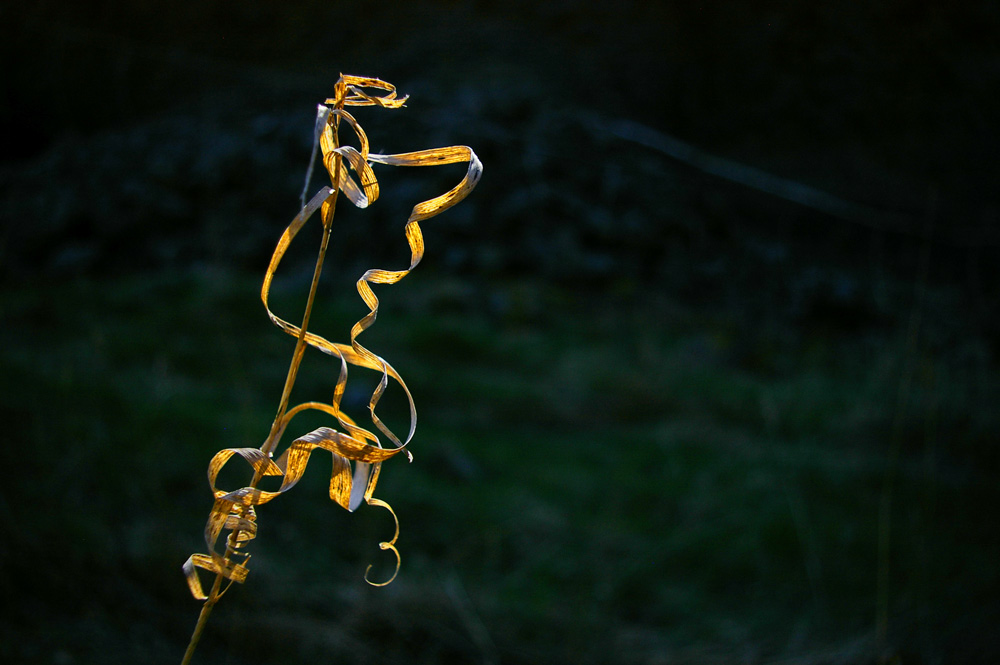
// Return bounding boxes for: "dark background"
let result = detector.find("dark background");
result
[2,2,999,664]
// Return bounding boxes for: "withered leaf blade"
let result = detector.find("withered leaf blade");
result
[182,74,481,647]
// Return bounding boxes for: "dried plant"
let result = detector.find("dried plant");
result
[180,74,482,664]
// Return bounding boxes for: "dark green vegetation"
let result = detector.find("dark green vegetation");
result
[3,2,999,663]
[3,265,997,664]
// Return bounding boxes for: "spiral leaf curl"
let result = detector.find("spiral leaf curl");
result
[180,74,481,664]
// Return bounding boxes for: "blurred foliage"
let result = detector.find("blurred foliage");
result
[2,271,998,663]
[2,1,999,664]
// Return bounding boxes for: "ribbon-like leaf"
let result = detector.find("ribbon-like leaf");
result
[181,75,481,665]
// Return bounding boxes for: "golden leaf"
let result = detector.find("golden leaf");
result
[180,74,482,665]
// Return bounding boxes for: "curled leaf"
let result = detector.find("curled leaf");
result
[182,74,481,627]
[363,497,402,587]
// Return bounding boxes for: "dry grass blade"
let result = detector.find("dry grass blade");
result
[179,74,482,665]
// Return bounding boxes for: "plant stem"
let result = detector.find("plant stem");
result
[179,92,346,665]
[262,107,343,458]
[181,573,223,665]
[262,207,337,456]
